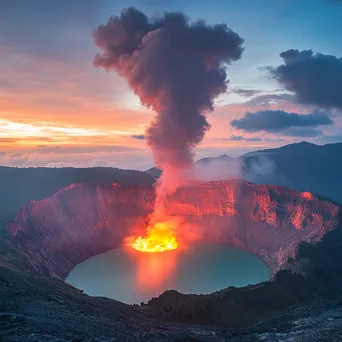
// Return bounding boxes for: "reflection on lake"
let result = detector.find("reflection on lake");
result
[66,243,270,304]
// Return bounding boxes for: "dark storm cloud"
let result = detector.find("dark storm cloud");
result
[93,7,244,170]
[131,134,145,140]
[231,110,333,133]
[270,49,342,110]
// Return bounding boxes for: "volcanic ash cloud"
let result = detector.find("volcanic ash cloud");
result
[93,7,244,192]
[93,8,244,252]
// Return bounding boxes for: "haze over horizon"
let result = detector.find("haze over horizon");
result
[1,0,342,169]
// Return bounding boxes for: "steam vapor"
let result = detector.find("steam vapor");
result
[93,7,244,191]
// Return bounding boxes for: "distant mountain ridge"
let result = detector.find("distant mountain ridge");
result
[242,142,342,204]
[145,142,342,204]
[1,141,341,229]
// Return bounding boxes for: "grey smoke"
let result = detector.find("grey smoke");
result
[189,156,241,181]
[93,8,244,179]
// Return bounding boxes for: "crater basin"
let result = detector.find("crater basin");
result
[66,243,270,304]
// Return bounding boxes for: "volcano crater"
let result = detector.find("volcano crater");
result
[5,179,338,282]
[3,178,342,333]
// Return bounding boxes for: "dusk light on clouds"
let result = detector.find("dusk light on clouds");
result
[1,0,342,169]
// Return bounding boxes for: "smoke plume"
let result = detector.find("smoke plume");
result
[93,7,244,192]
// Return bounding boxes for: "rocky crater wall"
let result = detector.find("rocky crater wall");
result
[5,179,339,281]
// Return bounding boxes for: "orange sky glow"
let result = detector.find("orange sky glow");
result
[0,53,280,168]
[1,1,340,169]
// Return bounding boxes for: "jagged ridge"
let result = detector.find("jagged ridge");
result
[5,179,338,281]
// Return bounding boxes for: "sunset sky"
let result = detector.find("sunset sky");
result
[1,0,341,169]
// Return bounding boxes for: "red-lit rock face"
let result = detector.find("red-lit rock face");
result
[5,180,339,280]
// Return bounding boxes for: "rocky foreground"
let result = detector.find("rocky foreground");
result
[2,264,342,342]
[1,179,342,341]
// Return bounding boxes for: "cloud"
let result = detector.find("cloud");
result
[242,154,290,185]
[224,135,262,142]
[131,134,145,140]
[0,137,54,144]
[36,145,62,154]
[5,156,29,166]
[231,88,263,97]
[0,149,154,170]
[189,156,242,181]
[88,159,111,167]
[34,145,139,154]
[10,152,25,158]
[231,110,333,134]
[245,93,295,107]
[270,49,342,110]
[215,135,286,143]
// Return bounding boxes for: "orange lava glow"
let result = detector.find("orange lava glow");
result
[129,220,179,253]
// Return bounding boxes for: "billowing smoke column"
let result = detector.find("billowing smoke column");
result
[93,7,244,190]
[93,7,244,251]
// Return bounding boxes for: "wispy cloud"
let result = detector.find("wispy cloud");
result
[219,135,262,142]
[231,88,264,97]
[131,134,145,140]
[0,119,136,145]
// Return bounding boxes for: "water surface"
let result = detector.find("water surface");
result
[67,243,269,304]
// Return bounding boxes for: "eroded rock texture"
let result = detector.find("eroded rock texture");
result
[5,180,338,281]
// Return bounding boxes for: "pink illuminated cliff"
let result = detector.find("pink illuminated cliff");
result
[5,179,339,280]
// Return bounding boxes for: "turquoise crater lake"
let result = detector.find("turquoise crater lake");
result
[66,243,270,304]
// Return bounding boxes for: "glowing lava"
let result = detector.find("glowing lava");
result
[130,221,179,253]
